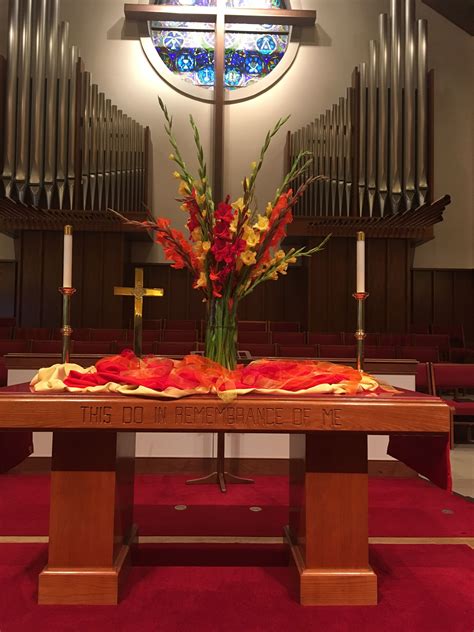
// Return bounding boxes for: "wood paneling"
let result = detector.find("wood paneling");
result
[386,239,410,332]
[137,263,308,328]
[412,268,474,343]
[19,232,44,326]
[365,239,386,332]
[7,229,473,341]
[14,231,126,328]
[0,261,16,318]
[41,232,63,328]
[422,0,474,36]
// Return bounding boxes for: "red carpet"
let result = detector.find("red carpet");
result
[0,543,472,631]
[0,475,472,537]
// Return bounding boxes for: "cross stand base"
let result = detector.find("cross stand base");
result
[186,431,254,493]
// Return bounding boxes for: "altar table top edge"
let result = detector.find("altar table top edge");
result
[0,383,451,434]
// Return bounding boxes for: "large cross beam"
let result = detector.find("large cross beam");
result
[124,2,316,203]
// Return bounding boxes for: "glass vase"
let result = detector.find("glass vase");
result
[204,297,238,370]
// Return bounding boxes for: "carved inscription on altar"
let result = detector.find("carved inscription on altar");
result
[323,408,343,427]
[78,404,348,429]
[81,406,112,424]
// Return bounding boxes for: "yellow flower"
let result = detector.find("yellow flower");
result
[180,203,187,212]
[198,194,206,205]
[277,262,289,275]
[178,180,190,197]
[288,256,297,264]
[243,225,258,248]
[173,171,181,179]
[169,153,175,160]
[250,161,257,171]
[253,215,269,232]
[194,272,207,289]
[265,201,273,217]
[202,241,211,252]
[232,197,245,213]
[275,249,285,261]
[191,227,201,242]
[229,216,239,233]
[241,250,257,266]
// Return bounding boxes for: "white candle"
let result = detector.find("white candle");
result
[63,225,73,288]
[356,231,365,293]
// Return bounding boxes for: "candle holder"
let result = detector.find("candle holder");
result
[353,291,369,371]
[59,286,76,364]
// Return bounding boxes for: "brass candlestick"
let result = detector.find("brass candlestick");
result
[59,287,76,364]
[353,291,369,371]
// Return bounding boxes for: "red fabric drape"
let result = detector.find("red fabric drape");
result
[0,432,33,474]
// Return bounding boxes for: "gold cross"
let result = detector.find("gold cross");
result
[114,268,164,357]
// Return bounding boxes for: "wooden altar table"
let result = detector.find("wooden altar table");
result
[0,384,450,606]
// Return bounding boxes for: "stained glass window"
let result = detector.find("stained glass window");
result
[149,0,290,89]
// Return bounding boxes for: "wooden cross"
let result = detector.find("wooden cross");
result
[124,2,316,202]
[114,268,164,357]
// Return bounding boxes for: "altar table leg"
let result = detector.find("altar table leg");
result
[286,432,377,606]
[38,431,136,605]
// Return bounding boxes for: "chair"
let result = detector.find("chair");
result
[72,341,114,355]
[53,328,91,341]
[0,361,6,387]
[238,331,272,344]
[30,340,63,353]
[431,324,465,348]
[142,319,163,330]
[409,334,450,358]
[399,346,440,362]
[307,332,343,345]
[342,332,378,345]
[408,324,430,334]
[365,345,397,359]
[277,344,317,358]
[0,340,30,387]
[142,330,160,342]
[89,328,129,341]
[378,333,410,346]
[432,363,474,443]
[237,320,267,332]
[415,362,433,394]
[115,341,155,355]
[0,340,30,355]
[271,331,306,345]
[319,344,356,358]
[163,319,198,330]
[0,317,16,327]
[268,321,300,332]
[449,347,474,363]
[161,329,198,342]
[238,343,276,358]
[14,327,51,340]
[0,327,13,339]
[156,341,197,356]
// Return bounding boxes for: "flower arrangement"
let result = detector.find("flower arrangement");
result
[117,99,329,369]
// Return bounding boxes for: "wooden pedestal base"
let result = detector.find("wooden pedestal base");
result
[288,432,377,606]
[39,525,136,605]
[38,430,136,605]
[285,526,377,606]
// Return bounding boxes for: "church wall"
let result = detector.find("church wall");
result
[0,0,464,267]
[0,0,472,316]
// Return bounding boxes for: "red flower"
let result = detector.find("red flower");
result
[215,199,234,223]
